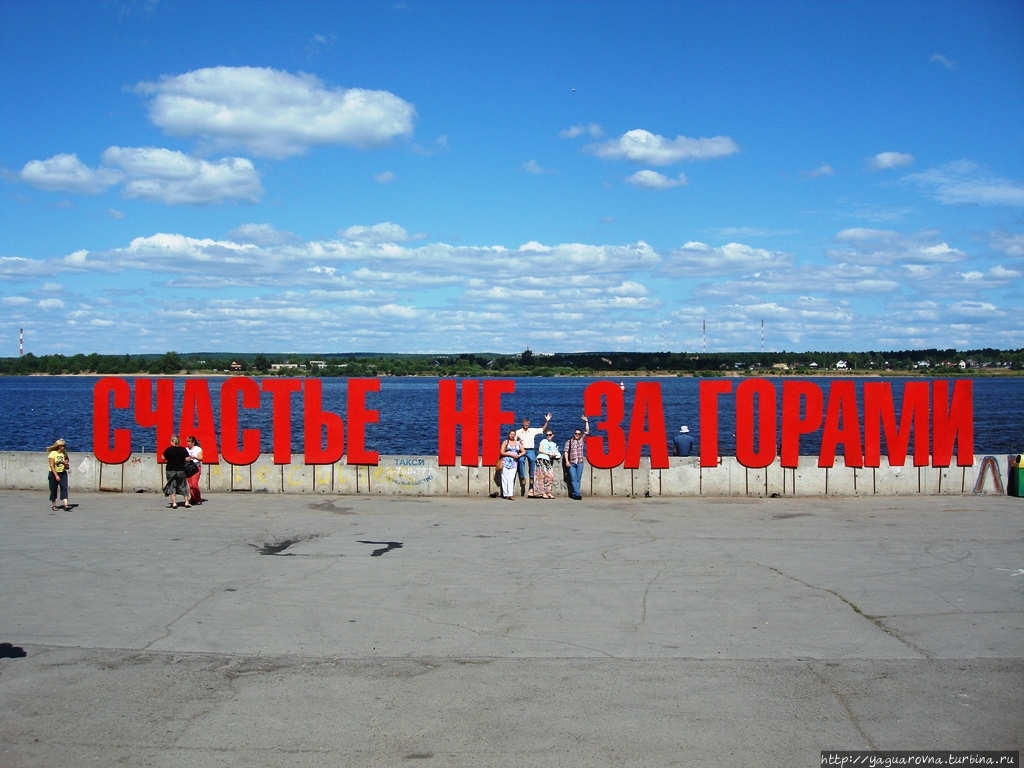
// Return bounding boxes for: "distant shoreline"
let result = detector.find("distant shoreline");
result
[6,369,1022,378]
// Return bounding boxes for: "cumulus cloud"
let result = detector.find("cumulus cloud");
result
[930,53,956,70]
[340,222,416,244]
[807,163,835,178]
[559,123,603,139]
[588,129,740,165]
[523,160,549,174]
[829,228,965,265]
[101,146,262,205]
[868,151,914,170]
[20,153,121,194]
[134,66,416,158]
[374,170,396,184]
[626,170,687,189]
[20,147,262,205]
[664,241,790,275]
[904,160,1024,207]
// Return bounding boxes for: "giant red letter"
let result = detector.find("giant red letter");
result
[818,381,863,468]
[178,379,220,463]
[699,380,733,467]
[347,378,380,465]
[624,382,668,469]
[438,379,479,466]
[134,378,175,459]
[735,379,777,468]
[263,378,302,464]
[93,377,131,464]
[780,381,823,468]
[304,379,345,464]
[482,380,515,467]
[584,381,626,469]
[932,379,973,467]
[863,381,929,467]
[220,377,261,465]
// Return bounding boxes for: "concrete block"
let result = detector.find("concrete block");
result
[367,456,445,495]
[282,459,315,494]
[312,464,334,493]
[332,462,362,494]
[630,457,652,497]
[874,460,922,495]
[745,465,768,497]
[229,463,251,492]
[98,462,123,492]
[609,464,635,496]
[765,460,790,497]
[700,456,745,497]
[591,467,613,497]
[919,465,941,495]
[465,460,497,497]
[2,451,55,491]
[793,456,827,496]
[445,462,471,496]
[825,465,857,496]
[206,461,232,493]
[937,465,966,495]
[122,454,162,493]
[250,455,282,493]
[73,454,101,492]
[658,457,701,496]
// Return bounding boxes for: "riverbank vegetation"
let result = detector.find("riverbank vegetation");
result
[1,348,1021,376]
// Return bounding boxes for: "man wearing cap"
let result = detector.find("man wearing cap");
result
[672,425,695,457]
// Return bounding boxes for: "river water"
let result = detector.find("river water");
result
[2,375,1021,457]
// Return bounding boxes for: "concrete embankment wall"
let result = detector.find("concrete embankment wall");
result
[1,452,1012,497]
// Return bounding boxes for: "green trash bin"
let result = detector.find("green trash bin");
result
[1010,455,1024,498]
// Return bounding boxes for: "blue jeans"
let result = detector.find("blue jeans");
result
[567,462,584,497]
[48,471,68,503]
[518,448,537,485]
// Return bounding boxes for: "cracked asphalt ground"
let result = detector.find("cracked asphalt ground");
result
[0,491,1021,767]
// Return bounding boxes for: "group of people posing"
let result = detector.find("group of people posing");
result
[498,413,590,500]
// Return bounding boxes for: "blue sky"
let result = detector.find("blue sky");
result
[1,0,1022,357]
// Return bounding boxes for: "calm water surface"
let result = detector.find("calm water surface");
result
[1,376,1020,456]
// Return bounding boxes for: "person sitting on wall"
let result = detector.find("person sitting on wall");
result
[673,425,695,457]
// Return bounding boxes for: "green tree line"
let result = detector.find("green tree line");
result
[1,348,1021,377]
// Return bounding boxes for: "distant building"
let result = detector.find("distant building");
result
[835,360,848,370]
[309,360,327,370]
[229,361,243,371]
[772,363,789,371]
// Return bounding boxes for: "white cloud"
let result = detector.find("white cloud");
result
[559,123,603,139]
[38,298,65,310]
[828,228,965,265]
[101,146,262,205]
[20,153,121,194]
[340,222,414,244]
[626,170,687,189]
[588,129,740,165]
[665,241,790,275]
[374,170,397,184]
[807,163,834,178]
[226,223,302,246]
[990,231,1024,258]
[134,66,416,158]
[904,160,1024,207]
[523,160,549,174]
[868,151,914,170]
[930,53,956,70]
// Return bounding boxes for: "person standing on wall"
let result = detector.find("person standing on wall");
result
[562,416,589,500]
[672,425,695,457]
[46,438,70,511]
[500,429,525,501]
[162,435,192,509]
[185,435,204,506]
[517,413,552,497]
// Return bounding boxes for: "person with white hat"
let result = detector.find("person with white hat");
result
[672,425,695,457]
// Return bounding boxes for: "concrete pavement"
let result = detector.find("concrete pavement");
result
[0,490,1021,767]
